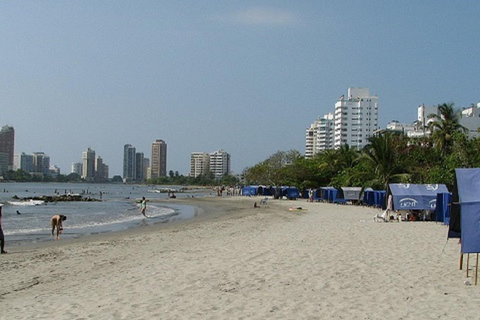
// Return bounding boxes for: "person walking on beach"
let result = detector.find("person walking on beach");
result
[51,214,67,240]
[1,205,7,254]
[140,197,147,217]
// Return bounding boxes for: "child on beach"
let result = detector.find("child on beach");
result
[51,214,67,240]
[140,197,147,217]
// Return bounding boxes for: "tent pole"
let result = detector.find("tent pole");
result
[467,254,470,278]
[476,254,479,286]
[460,253,463,270]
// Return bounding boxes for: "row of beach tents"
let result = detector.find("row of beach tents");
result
[244,168,480,282]
[241,184,453,224]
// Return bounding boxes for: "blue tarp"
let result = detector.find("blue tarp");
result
[455,168,480,254]
[242,186,258,196]
[435,192,451,224]
[257,186,274,196]
[282,187,299,200]
[389,184,449,211]
[363,189,386,207]
[318,187,336,203]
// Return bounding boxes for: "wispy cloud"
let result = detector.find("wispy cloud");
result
[224,7,297,26]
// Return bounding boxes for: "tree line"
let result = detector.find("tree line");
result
[243,103,480,192]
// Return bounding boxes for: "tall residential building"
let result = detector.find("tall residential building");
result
[190,152,210,177]
[305,113,334,158]
[33,152,50,176]
[123,144,136,182]
[14,153,35,172]
[334,87,378,149]
[71,162,83,175]
[210,149,230,179]
[143,158,150,181]
[151,139,167,179]
[95,156,109,182]
[135,152,145,182]
[0,125,15,173]
[82,147,96,182]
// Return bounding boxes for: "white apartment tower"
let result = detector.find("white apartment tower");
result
[305,113,334,158]
[209,149,230,179]
[334,87,378,149]
[151,139,167,179]
[190,152,210,178]
[71,162,83,175]
[82,147,96,182]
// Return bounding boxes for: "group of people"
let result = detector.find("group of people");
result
[0,196,150,254]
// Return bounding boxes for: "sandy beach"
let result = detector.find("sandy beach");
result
[0,196,478,319]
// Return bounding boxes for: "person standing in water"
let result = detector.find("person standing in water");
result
[51,214,67,240]
[0,205,7,254]
[140,197,147,217]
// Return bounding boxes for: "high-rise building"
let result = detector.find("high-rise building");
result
[305,113,334,158]
[14,152,35,172]
[143,158,150,181]
[0,125,15,173]
[123,144,136,182]
[71,162,83,175]
[95,156,109,182]
[33,152,50,176]
[190,152,210,177]
[209,149,230,179]
[333,87,378,149]
[151,139,167,179]
[135,152,145,182]
[82,148,96,182]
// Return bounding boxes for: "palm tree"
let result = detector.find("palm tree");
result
[336,144,360,169]
[361,133,409,191]
[428,103,467,156]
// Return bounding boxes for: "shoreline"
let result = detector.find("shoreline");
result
[2,196,253,254]
[1,197,476,319]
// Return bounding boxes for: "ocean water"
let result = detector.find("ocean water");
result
[0,183,212,246]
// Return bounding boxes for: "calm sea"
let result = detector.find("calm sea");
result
[0,182,212,246]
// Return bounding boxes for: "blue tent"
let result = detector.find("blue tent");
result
[257,186,274,196]
[242,186,258,196]
[389,184,449,211]
[455,168,480,253]
[435,192,452,224]
[318,187,336,203]
[363,189,386,207]
[282,187,299,200]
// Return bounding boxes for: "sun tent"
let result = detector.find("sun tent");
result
[389,184,449,211]
[454,168,480,253]
[281,187,299,200]
[341,187,362,201]
[363,189,386,208]
[434,192,452,224]
[242,186,258,196]
[257,186,274,196]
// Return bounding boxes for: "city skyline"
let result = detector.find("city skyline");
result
[2,2,480,176]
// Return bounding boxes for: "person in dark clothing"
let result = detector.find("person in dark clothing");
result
[0,205,7,254]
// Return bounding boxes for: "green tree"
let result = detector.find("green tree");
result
[360,133,410,191]
[428,103,467,156]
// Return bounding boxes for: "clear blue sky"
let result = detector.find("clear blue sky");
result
[2,1,479,176]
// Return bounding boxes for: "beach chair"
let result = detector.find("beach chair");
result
[373,210,388,222]
[260,197,268,206]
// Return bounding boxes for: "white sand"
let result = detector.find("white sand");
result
[0,197,477,319]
